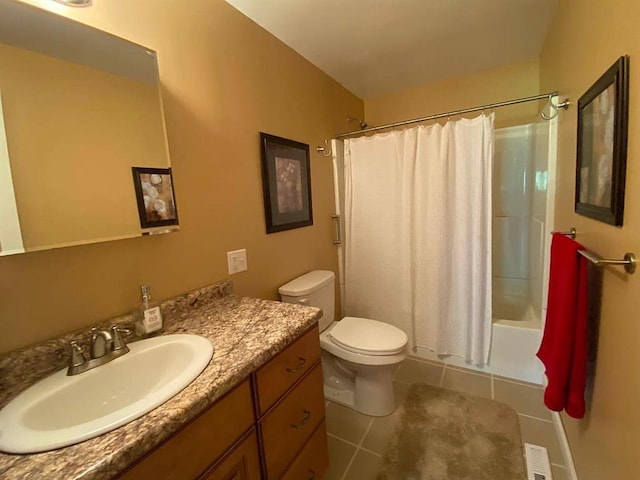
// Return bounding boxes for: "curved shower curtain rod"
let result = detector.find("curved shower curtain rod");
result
[332,92,570,140]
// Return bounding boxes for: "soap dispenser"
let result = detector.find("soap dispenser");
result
[135,285,163,337]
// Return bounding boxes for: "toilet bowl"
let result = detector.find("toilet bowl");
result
[279,270,408,416]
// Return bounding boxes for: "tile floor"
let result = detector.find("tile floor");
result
[322,356,569,480]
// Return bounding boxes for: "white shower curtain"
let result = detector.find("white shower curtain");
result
[343,114,494,365]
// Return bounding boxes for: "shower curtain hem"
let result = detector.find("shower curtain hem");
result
[413,344,489,367]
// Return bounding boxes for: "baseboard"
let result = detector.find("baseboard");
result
[551,411,578,480]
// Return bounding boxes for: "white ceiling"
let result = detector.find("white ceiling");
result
[225,0,557,99]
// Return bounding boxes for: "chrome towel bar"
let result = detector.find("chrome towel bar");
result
[551,227,637,274]
[550,227,577,238]
[578,250,636,274]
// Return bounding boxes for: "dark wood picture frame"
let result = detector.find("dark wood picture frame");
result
[575,56,629,226]
[131,167,179,228]
[259,133,313,233]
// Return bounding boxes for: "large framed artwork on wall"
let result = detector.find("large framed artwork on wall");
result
[575,56,629,226]
[259,133,313,233]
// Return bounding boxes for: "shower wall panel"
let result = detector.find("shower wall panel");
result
[493,123,549,323]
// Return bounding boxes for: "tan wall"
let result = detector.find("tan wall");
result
[365,59,540,129]
[0,43,167,250]
[0,0,362,353]
[540,0,640,478]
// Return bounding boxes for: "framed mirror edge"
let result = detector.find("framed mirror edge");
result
[0,0,177,257]
[0,227,180,257]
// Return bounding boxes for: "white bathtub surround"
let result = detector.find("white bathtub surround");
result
[492,123,552,325]
[343,114,494,365]
[415,319,545,385]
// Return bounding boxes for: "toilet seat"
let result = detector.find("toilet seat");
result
[329,317,408,356]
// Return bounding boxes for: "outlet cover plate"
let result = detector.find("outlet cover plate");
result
[227,249,247,275]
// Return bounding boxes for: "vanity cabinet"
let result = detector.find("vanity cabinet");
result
[199,430,261,480]
[117,380,255,480]
[254,324,321,414]
[254,325,327,480]
[258,365,326,479]
[115,324,327,480]
[281,420,328,480]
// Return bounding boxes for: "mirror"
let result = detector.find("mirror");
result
[0,0,175,256]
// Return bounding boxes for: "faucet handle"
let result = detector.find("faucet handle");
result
[111,326,131,353]
[69,341,86,368]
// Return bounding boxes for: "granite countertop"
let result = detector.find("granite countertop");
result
[0,280,321,480]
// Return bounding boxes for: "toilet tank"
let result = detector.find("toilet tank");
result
[279,270,335,332]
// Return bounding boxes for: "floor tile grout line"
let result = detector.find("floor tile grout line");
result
[327,432,367,451]
[493,375,544,389]
[338,417,375,480]
[357,445,383,458]
[406,355,444,366]
[445,365,493,379]
[438,364,447,387]
[517,412,554,423]
[338,446,359,480]
[490,375,495,400]
[327,417,382,480]
[326,428,386,458]
[358,417,375,448]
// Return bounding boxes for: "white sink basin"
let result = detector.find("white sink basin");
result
[0,334,213,454]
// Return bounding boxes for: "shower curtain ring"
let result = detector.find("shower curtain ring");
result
[541,93,571,120]
[316,139,332,157]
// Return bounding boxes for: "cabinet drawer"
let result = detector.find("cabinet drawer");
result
[199,429,261,480]
[260,364,325,480]
[118,380,254,480]
[255,324,320,415]
[281,420,328,480]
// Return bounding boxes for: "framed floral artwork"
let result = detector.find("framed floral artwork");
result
[131,167,179,228]
[259,133,313,233]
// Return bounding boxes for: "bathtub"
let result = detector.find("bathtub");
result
[412,310,545,385]
[488,317,544,384]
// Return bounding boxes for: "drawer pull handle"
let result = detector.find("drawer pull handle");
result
[291,410,311,429]
[307,469,316,480]
[286,357,307,374]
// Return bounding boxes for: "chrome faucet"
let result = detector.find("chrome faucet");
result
[67,326,131,376]
[90,329,113,358]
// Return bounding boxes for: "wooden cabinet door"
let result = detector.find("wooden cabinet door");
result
[200,430,261,480]
[117,381,254,480]
[281,421,328,480]
[254,325,320,415]
[260,364,325,480]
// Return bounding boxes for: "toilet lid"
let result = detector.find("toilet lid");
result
[329,317,408,355]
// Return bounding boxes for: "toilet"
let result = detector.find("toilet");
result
[279,270,408,416]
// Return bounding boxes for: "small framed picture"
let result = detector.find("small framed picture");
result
[259,133,313,233]
[575,56,629,226]
[131,167,179,228]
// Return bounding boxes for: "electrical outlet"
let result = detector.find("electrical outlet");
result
[227,249,248,275]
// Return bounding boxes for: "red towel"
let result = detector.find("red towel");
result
[537,233,589,419]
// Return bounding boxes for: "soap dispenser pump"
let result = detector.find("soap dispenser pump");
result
[135,285,163,337]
